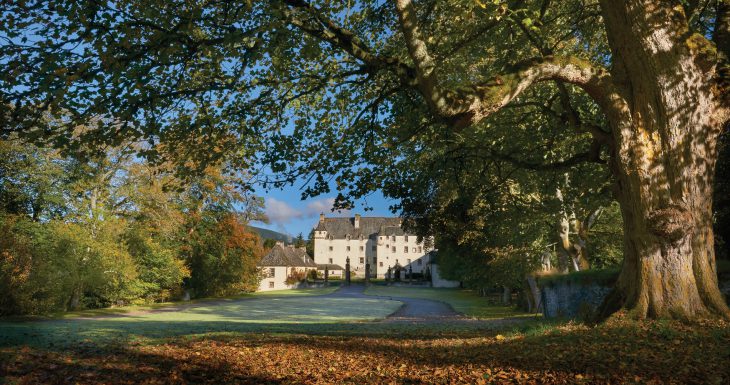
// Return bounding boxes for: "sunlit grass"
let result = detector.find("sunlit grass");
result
[364,286,536,319]
[44,286,341,319]
[0,295,402,348]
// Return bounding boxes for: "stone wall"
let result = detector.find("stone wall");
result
[541,273,730,319]
[541,281,613,319]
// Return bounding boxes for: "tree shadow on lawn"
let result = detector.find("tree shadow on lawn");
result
[1,344,286,385]
[2,319,728,383]
[0,319,503,349]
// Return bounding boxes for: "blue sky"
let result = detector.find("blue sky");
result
[250,184,397,239]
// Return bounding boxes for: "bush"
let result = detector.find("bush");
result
[0,215,141,314]
[285,269,307,285]
[538,268,620,288]
[125,227,189,302]
[308,269,318,280]
[185,213,263,297]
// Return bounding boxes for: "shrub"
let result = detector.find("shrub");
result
[285,269,307,285]
[185,213,263,297]
[537,268,620,288]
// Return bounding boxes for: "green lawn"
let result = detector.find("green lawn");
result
[364,286,534,319]
[0,294,402,348]
[50,286,341,319]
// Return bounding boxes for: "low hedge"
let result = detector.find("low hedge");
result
[537,267,620,288]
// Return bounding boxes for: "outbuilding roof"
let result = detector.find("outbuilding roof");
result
[258,245,317,267]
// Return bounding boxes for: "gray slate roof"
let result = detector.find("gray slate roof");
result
[315,216,406,238]
[258,245,317,267]
[379,225,406,236]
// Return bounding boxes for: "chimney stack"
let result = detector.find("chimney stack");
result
[319,212,325,222]
[354,214,361,229]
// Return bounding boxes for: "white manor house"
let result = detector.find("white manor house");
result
[313,214,434,278]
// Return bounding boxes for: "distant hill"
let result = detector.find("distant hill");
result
[248,225,292,243]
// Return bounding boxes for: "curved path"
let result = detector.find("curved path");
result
[329,284,464,322]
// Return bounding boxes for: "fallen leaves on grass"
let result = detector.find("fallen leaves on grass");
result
[1,318,729,384]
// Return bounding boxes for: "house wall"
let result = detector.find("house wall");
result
[257,266,316,292]
[316,268,343,277]
[314,229,433,278]
[376,235,431,278]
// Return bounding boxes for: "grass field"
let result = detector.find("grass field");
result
[45,286,342,320]
[0,288,400,348]
[364,286,534,319]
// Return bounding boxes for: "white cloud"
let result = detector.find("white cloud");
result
[305,197,352,216]
[264,197,351,227]
[304,198,335,215]
[265,198,302,224]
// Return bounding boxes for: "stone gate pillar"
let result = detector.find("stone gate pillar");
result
[345,257,351,286]
[365,261,371,286]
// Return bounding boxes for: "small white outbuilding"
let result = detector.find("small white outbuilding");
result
[257,243,317,291]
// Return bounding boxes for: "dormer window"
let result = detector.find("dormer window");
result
[346,234,351,241]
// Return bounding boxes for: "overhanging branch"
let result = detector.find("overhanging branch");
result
[281,0,417,86]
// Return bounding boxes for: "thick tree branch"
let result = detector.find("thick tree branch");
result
[393,0,443,108]
[448,56,621,129]
[282,0,417,86]
[391,1,623,129]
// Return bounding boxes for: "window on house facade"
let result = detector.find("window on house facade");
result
[359,246,364,251]
[405,235,408,242]
[412,247,417,253]
[329,258,333,264]
[392,246,396,253]
[329,246,333,251]
[269,281,274,288]
[379,262,383,267]
[418,247,422,253]
[404,246,408,253]
[346,234,351,240]
[347,246,351,251]
[269,268,275,277]
[392,235,396,241]
[359,257,364,264]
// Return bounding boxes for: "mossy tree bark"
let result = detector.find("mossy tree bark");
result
[596,1,730,319]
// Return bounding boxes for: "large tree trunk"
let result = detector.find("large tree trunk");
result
[525,275,542,313]
[501,286,511,305]
[598,0,730,319]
